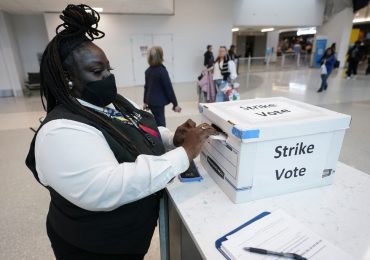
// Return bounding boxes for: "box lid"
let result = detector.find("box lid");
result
[200,97,351,143]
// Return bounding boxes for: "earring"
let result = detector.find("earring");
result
[68,81,74,90]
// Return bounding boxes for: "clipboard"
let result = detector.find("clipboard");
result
[215,211,271,260]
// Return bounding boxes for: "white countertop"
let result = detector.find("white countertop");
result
[166,161,370,260]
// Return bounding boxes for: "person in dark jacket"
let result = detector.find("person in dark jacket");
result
[228,45,241,73]
[204,45,214,68]
[324,49,337,73]
[144,46,181,127]
[346,41,362,79]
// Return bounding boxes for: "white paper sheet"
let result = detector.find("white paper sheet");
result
[220,209,353,260]
[209,133,227,141]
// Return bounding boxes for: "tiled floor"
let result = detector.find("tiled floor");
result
[0,68,369,259]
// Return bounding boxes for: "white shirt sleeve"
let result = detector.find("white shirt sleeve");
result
[35,119,189,212]
[228,60,237,80]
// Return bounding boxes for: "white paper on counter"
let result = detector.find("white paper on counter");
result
[220,209,353,260]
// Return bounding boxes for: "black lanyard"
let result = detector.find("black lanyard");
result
[95,107,156,147]
[124,111,156,146]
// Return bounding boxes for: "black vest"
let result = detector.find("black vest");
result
[25,95,166,254]
[217,58,230,81]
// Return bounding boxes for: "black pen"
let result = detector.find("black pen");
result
[244,247,307,260]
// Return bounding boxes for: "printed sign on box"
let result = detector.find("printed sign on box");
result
[224,101,319,123]
[251,133,331,198]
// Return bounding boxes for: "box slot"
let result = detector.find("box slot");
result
[211,123,228,138]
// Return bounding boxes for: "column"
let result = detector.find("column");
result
[316,7,354,68]
[0,11,24,97]
[266,31,280,62]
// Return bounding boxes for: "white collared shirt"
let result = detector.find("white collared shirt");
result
[34,99,189,211]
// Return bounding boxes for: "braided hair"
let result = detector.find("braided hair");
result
[40,4,138,154]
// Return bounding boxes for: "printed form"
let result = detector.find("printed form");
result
[220,210,353,260]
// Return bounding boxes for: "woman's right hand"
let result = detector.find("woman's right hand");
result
[173,106,182,113]
[182,123,218,161]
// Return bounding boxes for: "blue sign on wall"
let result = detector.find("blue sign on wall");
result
[314,38,327,68]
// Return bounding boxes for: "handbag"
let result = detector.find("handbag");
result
[225,82,240,101]
[334,60,340,68]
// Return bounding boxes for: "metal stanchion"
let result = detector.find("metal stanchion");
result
[266,54,271,70]
[310,52,315,67]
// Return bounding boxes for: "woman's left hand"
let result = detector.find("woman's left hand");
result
[173,119,196,147]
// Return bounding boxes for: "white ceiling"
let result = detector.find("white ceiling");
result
[0,0,174,15]
[354,3,370,23]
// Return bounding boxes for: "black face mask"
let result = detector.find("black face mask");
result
[81,74,117,107]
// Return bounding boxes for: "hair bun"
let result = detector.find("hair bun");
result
[56,4,104,40]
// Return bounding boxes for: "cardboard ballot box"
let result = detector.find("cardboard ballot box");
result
[199,97,351,203]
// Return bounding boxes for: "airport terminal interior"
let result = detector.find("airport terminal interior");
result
[1,0,370,260]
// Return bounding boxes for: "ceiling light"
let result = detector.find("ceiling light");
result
[261,28,274,32]
[232,28,240,32]
[353,17,370,23]
[297,27,316,36]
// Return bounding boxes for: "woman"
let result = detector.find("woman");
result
[25,5,216,260]
[143,46,181,127]
[317,59,328,93]
[213,46,237,102]
[228,45,240,73]
[317,47,337,92]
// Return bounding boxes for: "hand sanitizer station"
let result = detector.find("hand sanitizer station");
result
[199,97,351,203]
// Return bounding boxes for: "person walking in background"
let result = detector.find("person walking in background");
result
[317,48,336,93]
[346,41,362,79]
[331,43,341,69]
[330,43,336,54]
[213,46,237,102]
[144,46,181,127]
[317,59,328,93]
[228,45,239,60]
[198,45,215,102]
[204,45,214,69]
[293,40,301,56]
[228,45,241,73]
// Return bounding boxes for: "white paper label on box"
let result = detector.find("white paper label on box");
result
[251,132,332,195]
[224,101,320,123]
